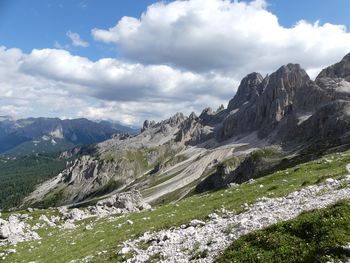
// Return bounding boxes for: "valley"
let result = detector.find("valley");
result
[2,52,350,262]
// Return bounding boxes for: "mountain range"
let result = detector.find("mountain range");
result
[2,53,350,263]
[0,117,139,155]
[21,52,350,208]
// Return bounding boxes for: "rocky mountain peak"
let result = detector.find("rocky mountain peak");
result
[270,63,310,88]
[217,104,225,112]
[189,112,198,120]
[141,120,156,132]
[227,72,263,111]
[199,107,213,119]
[166,112,185,127]
[316,52,350,80]
[220,63,313,140]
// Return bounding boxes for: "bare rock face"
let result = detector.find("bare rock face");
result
[175,111,214,145]
[22,52,350,208]
[290,100,350,143]
[219,56,350,143]
[96,190,151,212]
[317,53,350,80]
[227,72,263,111]
[141,120,156,132]
[0,219,10,239]
[315,53,350,102]
[23,154,151,206]
[220,64,312,140]
[0,215,40,245]
[23,112,188,207]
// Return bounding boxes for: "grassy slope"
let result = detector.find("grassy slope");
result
[2,149,350,262]
[216,201,350,263]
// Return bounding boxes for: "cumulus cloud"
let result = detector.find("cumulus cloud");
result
[66,30,89,47]
[92,0,350,78]
[19,48,235,102]
[0,47,92,119]
[2,0,350,125]
[0,46,233,124]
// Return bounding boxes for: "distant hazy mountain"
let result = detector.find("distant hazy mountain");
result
[0,117,139,154]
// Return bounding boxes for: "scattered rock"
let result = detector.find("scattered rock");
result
[67,208,86,221]
[85,224,93,231]
[7,249,16,254]
[0,216,40,245]
[247,179,256,184]
[61,221,76,230]
[120,247,131,255]
[126,220,134,225]
[39,215,56,227]
[190,220,206,227]
[124,175,350,263]
[97,190,151,213]
[346,164,350,174]
[0,219,10,239]
[228,183,239,188]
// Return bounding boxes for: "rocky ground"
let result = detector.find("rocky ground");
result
[0,190,150,260]
[121,175,350,263]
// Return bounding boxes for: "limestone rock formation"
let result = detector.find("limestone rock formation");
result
[96,190,151,212]
[227,72,263,111]
[0,215,40,245]
[317,53,350,80]
[22,52,350,208]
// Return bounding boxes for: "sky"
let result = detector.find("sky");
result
[0,0,350,125]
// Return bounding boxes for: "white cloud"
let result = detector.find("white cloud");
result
[66,30,89,47]
[0,47,233,125]
[0,47,92,120]
[53,41,69,50]
[2,0,350,125]
[19,48,235,103]
[0,105,31,117]
[92,0,350,78]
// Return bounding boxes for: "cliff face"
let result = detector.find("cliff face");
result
[317,53,350,80]
[220,64,313,139]
[219,54,350,143]
[23,52,350,207]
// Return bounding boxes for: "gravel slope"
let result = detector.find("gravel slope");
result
[122,175,350,262]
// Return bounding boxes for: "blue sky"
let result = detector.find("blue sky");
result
[0,0,156,60]
[0,0,350,125]
[1,0,349,61]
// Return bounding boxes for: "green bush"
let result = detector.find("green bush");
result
[217,201,350,263]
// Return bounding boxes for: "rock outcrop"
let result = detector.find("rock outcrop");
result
[0,215,40,246]
[317,53,350,80]
[96,190,151,212]
[227,72,263,111]
[22,52,350,208]
[56,191,151,222]
[219,55,350,144]
[122,176,350,263]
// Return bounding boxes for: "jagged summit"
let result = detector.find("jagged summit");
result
[227,72,263,111]
[317,52,350,80]
[265,63,310,91]
[227,64,310,113]
[23,52,350,210]
[220,63,314,140]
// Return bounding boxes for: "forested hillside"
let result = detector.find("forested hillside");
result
[0,154,66,210]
